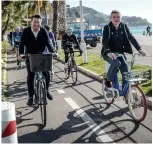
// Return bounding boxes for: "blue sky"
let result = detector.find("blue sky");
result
[66,0,152,23]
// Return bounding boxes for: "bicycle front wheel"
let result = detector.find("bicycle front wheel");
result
[38,80,47,127]
[127,85,147,122]
[64,62,70,79]
[71,60,78,85]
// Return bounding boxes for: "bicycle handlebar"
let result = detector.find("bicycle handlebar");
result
[130,52,142,68]
[115,52,143,69]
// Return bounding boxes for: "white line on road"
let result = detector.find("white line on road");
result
[56,89,65,94]
[64,97,116,143]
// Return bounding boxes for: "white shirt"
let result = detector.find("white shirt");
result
[31,27,48,54]
[31,27,40,38]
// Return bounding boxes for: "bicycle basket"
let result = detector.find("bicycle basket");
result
[29,54,52,72]
[124,71,149,82]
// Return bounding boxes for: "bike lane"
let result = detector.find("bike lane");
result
[7,51,152,143]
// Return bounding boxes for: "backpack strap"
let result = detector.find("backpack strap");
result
[108,24,110,41]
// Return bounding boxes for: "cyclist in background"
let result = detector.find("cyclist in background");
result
[62,28,83,69]
[44,25,56,48]
[12,26,22,65]
[44,25,56,75]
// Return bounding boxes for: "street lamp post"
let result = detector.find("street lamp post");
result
[80,0,84,43]
[80,0,87,63]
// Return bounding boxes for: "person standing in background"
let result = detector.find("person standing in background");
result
[146,25,151,37]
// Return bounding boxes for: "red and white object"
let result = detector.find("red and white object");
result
[2,102,18,143]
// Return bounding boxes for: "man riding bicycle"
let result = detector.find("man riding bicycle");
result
[101,10,146,90]
[62,28,83,69]
[19,15,58,105]
[12,26,22,65]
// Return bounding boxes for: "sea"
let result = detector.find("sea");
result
[129,26,152,35]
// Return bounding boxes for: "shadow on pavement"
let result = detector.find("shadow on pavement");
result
[6,66,26,71]
[18,102,139,143]
[16,105,39,125]
[8,81,27,97]
[6,60,17,64]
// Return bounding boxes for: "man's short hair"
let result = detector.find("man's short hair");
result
[110,10,121,16]
[31,15,42,20]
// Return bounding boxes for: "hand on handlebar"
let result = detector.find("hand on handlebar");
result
[79,49,83,56]
[139,50,146,57]
[53,53,60,59]
[107,53,117,60]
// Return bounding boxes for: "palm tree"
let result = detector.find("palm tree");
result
[48,3,53,28]
[28,1,37,17]
[28,1,43,17]
[52,0,59,40]
[42,1,50,25]
[58,0,67,40]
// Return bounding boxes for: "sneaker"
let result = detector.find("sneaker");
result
[104,79,112,88]
[27,98,33,106]
[47,90,53,100]
[72,68,76,72]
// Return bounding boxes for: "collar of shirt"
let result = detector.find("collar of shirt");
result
[31,27,40,38]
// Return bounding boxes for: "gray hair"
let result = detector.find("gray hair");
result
[110,10,121,17]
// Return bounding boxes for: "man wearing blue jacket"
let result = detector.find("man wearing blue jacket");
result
[12,27,22,65]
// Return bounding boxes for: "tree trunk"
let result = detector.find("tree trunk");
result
[52,0,58,40]
[58,0,66,40]
[2,13,10,41]
[44,5,48,25]
[49,3,53,29]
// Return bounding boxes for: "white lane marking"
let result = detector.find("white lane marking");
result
[64,97,116,143]
[72,121,90,128]
[56,89,65,94]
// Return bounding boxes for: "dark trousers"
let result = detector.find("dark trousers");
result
[26,58,50,98]
[64,47,74,63]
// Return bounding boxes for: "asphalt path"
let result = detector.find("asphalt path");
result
[7,51,152,143]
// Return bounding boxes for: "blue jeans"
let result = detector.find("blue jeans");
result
[103,54,129,90]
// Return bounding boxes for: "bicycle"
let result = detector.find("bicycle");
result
[64,43,80,85]
[22,53,53,127]
[102,53,149,122]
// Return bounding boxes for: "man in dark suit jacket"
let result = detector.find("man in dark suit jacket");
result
[19,15,58,105]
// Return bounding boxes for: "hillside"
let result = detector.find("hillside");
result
[68,6,151,27]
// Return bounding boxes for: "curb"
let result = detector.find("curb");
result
[56,57,152,107]
[2,46,8,101]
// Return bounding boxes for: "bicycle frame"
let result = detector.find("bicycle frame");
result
[34,71,45,86]
[111,52,142,97]
[112,73,130,97]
